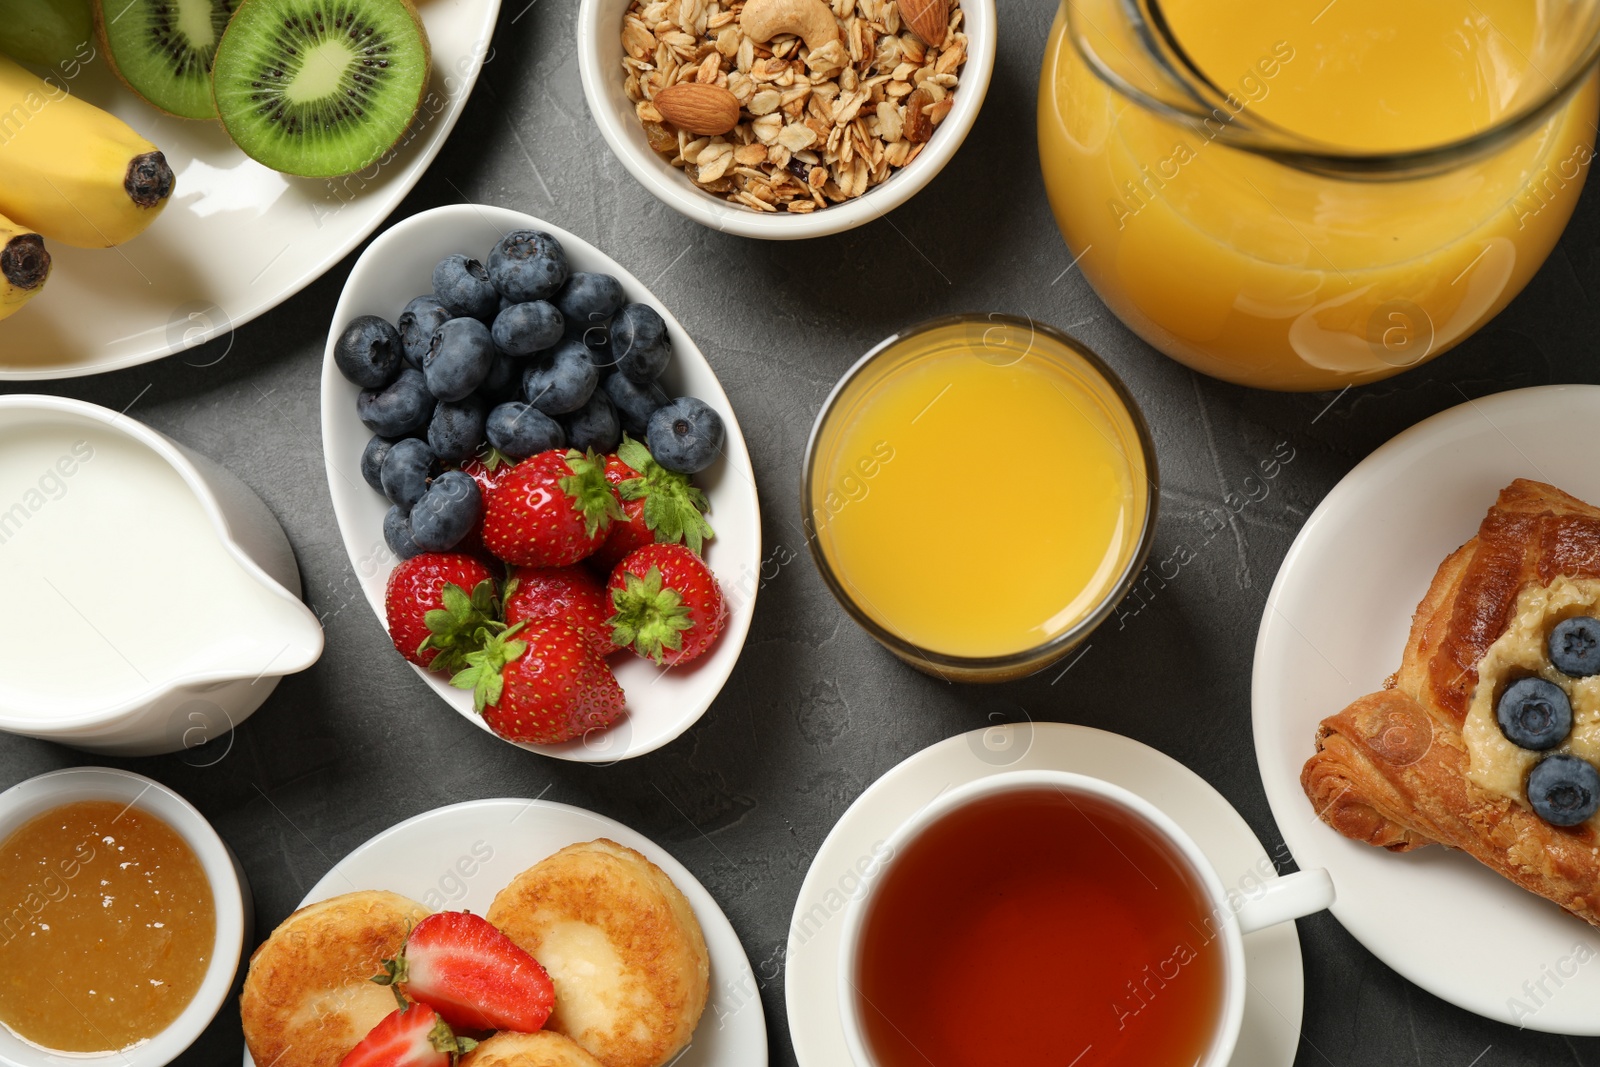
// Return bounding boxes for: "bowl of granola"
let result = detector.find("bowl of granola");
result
[578,0,994,239]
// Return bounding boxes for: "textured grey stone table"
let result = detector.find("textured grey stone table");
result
[4,1,1600,1065]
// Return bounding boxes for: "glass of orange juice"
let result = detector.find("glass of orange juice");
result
[1039,0,1600,391]
[803,315,1157,682]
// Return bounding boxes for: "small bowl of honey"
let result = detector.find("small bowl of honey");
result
[0,767,249,1063]
[803,314,1158,682]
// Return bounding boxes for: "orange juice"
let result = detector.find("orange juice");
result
[1038,0,1599,390]
[807,318,1152,667]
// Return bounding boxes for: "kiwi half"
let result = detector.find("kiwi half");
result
[95,0,238,119]
[211,0,430,179]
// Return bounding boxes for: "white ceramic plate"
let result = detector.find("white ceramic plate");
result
[0,0,499,380]
[785,723,1305,1067]
[241,798,767,1067]
[1254,384,1600,1035]
[322,203,761,761]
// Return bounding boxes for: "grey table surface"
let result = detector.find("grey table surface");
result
[4,1,1600,1065]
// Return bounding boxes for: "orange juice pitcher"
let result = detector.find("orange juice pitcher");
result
[1038,0,1600,390]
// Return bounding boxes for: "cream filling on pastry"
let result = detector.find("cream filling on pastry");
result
[1465,576,1600,829]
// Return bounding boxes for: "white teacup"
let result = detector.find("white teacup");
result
[836,769,1334,1067]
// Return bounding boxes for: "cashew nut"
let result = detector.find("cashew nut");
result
[739,0,841,53]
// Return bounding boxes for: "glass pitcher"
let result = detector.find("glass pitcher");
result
[1038,0,1600,391]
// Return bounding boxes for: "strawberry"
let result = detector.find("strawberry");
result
[607,543,725,666]
[459,451,517,502]
[451,624,626,744]
[339,1003,473,1067]
[481,449,623,568]
[383,554,501,673]
[591,437,714,571]
[505,566,616,658]
[373,911,555,1034]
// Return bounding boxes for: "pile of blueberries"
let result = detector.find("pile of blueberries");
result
[332,229,726,560]
[1496,615,1600,826]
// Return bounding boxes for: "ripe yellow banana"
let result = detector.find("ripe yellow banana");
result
[0,54,174,249]
[0,211,50,322]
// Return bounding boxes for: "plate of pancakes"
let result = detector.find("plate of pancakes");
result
[239,798,767,1067]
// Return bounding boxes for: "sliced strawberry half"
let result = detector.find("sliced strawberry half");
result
[339,1003,473,1067]
[374,911,555,1034]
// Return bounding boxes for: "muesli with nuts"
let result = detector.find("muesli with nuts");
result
[621,0,967,213]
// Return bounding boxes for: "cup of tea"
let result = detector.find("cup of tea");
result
[836,770,1334,1067]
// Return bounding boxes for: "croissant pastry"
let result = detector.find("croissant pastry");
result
[1302,478,1600,926]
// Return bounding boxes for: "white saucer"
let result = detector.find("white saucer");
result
[1254,384,1600,1035]
[785,723,1304,1067]
[243,798,767,1066]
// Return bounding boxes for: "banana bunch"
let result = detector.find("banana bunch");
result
[0,54,174,250]
[0,213,50,322]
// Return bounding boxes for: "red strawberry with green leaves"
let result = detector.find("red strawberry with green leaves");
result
[383,554,501,673]
[372,911,555,1034]
[451,623,626,744]
[459,450,517,502]
[505,566,616,658]
[338,1002,473,1067]
[591,436,715,571]
[608,543,725,667]
[481,449,623,567]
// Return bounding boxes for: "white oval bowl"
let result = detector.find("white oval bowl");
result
[321,204,762,762]
[0,767,250,1067]
[0,395,323,755]
[576,0,997,239]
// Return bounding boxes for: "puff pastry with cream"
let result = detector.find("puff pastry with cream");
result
[1302,479,1600,926]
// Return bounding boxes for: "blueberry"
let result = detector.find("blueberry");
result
[384,504,422,560]
[398,296,452,369]
[425,318,496,402]
[428,397,487,464]
[381,437,439,511]
[555,273,626,334]
[487,230,568,303]
[478,353,520,404]
[433,254,499,320]
[1550,617,1600,677]
[565,390,621,454]
[1527,754,1600,826]
[569,319,615,373]
[492,300,565,357]
[1496,677,1573,751]
[410,470,483,552]
[486,401,566,460]
[604,373,669,437]
[358,368,434,437]
[334,315,402,388]
[648,396,724,474]
[361,434,400,494]
[610,303,671,383]
[523,339,599,415]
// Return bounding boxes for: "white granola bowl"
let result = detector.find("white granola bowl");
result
[577,0,996,240]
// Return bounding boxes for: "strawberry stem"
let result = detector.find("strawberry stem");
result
[561,448,626,538]
[419,579,506,674]
[616,436,714,554]
[449,623,528,712]
[609,566,693,663]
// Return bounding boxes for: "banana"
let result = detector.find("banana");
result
[0,211,50,322]
[0,54,174,249]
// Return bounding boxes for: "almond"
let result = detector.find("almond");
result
[899,0,946,47]
[653,83,742,137]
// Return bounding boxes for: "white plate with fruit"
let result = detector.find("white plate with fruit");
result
[239,797,769,1067]
[322,203,760,762]
[0,0,497,379]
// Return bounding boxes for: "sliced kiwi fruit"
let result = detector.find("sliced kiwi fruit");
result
[211,0,430,179]
[95,0,239,119]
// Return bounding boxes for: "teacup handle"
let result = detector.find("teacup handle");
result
[1231,868,1335,935]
